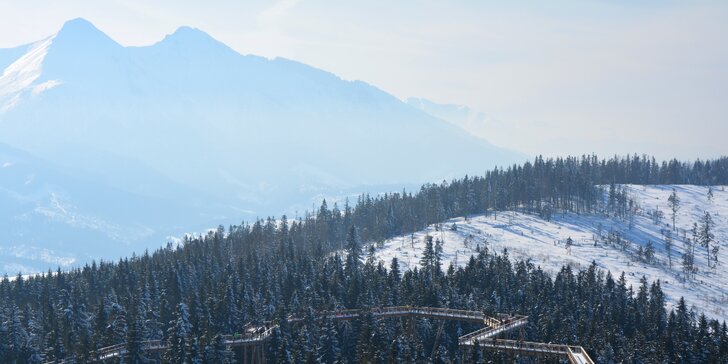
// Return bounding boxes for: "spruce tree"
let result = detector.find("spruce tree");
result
[165,303,193,363]
[345,226,361,277]
[667,189,681,231]
[699,211,715,268]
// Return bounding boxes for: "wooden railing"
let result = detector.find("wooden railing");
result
[43,306,592,363]
[461,338,594,364]
[483,315,502,328]
[567,346,596,364]
[313,305,493,323]
[458,316,528,344]
[223,326,276,345]
[95,339,167,360]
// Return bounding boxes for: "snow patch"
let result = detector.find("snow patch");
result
[0,244,76,267]
[372,185,728,322]
[0,35,55,113]
[32,192,156,243]
[31,79,62,96]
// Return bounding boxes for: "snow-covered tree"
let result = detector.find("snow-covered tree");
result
[699,212,715,268]
[165,303,193,363]
[565,236,574,255]
[345,226,361,277]
[204,333,232,363]
[645,241,656,264]
[682,251,695,280]
[662,229,673,269]
[667,189,681,231]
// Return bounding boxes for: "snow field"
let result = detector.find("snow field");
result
[372,185,728,322]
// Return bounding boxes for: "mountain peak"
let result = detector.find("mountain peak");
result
[53,18,120,49]
[155,26,238,57]
[58,18,101,35]
[162,26,216,44]
[173,26,206,36]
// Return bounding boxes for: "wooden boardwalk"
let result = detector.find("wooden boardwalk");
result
[47,306,593,364]
[459,337,594,363]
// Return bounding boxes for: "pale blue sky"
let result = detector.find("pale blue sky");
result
[1,0,726,159]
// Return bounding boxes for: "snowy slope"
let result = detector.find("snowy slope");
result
[371,185,728,321]
[0,35,56,112]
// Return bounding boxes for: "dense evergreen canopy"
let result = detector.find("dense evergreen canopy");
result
[2,154,727,363]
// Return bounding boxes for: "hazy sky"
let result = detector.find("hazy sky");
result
[1,0,726,160]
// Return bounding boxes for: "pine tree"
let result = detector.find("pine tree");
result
[420,235,435,271]
[644,241,655,264]
[434,238,443,273]
[667,189,681,231]
[276,334,293,364]
[682,252,695,281]
[60,289,93,360]
[389,258,401,305]
[165,303,193,363]
[317,317,340,363]
[699,211,715,268]
[206,333,233,363]
[692,222,699,258]
[44,301,65,363]
[4,304,29,363]
[355,312,376,363]
[663,229,673,269]
[711,244,720,268]
[108,298,128,348]
[637,246,644,262]
[345,226,361,277]
[565,236,574,255]
[125,295,147,364]
[25,306,43,364]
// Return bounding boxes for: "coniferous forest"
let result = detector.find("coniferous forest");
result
[2,155,728,363]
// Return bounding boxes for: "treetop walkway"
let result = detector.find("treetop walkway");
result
[46,305,593,364]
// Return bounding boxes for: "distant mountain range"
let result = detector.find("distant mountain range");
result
[0,18,525,274]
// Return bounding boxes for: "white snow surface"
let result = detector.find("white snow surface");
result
[371,185,728,322]
[0,35,54,113]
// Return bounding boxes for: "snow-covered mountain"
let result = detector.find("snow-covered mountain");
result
[371,185,728,322]
[0,18,525,274]
[0,18,523,204]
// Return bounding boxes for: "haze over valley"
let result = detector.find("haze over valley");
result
[0,19,526,274]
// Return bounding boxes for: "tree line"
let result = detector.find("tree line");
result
[1,154,728,363]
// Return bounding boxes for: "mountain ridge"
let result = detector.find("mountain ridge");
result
[0,18,526,274]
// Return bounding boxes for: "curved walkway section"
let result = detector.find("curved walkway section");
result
[48,306,592,364]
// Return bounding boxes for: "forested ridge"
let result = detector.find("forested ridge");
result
[2,154,728,363]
